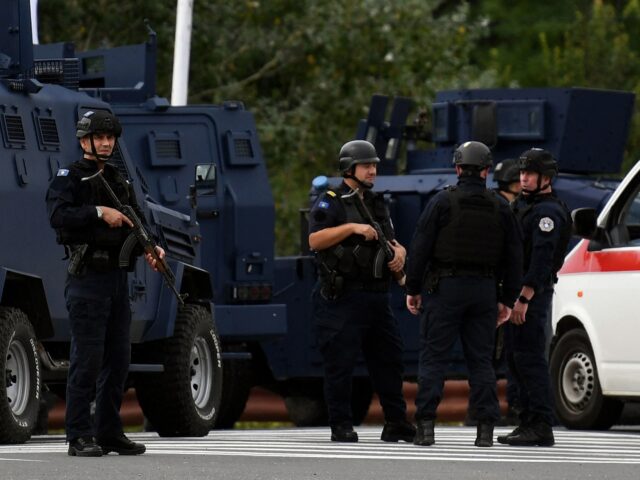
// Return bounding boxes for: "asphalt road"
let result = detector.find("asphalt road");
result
[1,426,640,480]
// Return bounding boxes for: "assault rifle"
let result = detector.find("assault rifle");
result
[82,170,186,304]
[343,188,406,287]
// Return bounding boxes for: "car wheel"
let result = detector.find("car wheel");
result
[136,305,222,436]
[550,329,623,429]
[0,307,40,444]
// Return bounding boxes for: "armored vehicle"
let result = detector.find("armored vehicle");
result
[0,0,220,443]
[2,0,635,437]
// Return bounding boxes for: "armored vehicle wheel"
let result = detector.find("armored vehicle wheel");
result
[136,305,222,436]
[0,307,40,444]
[214,345,253,429]
[550,329,623,429]
[284,378,372,426]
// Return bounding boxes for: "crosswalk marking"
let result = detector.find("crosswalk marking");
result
[1,427,639,464]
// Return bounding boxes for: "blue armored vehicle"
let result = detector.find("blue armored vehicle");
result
[69,26,632,427]
[2,0,635,437]
[0,0,221,443]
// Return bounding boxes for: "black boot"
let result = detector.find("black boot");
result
[502,422,554,447]
[380,420,416,443]
[475,423,494,447]
[97,434,146,455]
[331,424,358,443]
[68,436,103,457]
[413,419,435,446]
[497,425,523,444]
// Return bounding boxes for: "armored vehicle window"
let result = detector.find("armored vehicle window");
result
[195,163,216,195]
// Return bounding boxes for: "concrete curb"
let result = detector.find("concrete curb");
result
[47,379,508,429]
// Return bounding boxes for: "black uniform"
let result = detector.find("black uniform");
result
[406,175,523,424]
[492,188,521,417]
[46,158,144,442]
[309,182,407,428]
[508,192,571,426]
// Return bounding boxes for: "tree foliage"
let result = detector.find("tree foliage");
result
[473,0,640,172]
[187,1,495,253]
[38,0,495,254]
[37,0,640,254]
[539,0,640,172]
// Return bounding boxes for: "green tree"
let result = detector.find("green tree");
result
[471,0,589,86]
[188,0,495,254]
[539,0,640,172]
[38,0,177,96]
[37,1,496,254]
[473,0,640,173]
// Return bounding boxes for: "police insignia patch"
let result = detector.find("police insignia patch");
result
[57,169,69,176]
[539,217,554,232]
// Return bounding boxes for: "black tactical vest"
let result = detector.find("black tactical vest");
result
[316,190,392,284]
[432,186,504,271]
[56,161,133,249]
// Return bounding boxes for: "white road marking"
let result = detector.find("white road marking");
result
[0,427,639,464]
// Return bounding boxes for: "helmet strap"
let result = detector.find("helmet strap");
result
[82,134,114,161]
[344,171,373,189]
[522,175,551,195]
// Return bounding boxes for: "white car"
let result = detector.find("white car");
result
[551,160,640,429]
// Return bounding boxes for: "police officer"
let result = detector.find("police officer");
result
[46,110,164,457]
[405,141,523,447]
[498,148,571,447]
[493,158,522,203]
[308,140,415,443]
[492,157,523,424]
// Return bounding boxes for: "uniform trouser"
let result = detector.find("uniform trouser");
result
[313,288,407,427]
[64,269,131,441]
[415,276,500,423]
[505,287,555,426]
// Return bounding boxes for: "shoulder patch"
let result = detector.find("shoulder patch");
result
[57,169,70,177]
[326,190,337,197]
[539,217,554,232]
[318,201,330,209]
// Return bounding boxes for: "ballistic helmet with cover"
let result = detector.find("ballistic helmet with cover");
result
[518,148,558,178]
[493,158,520,184]
[453,141,492,168]
[76,110,122,139]
[339,140,380,174]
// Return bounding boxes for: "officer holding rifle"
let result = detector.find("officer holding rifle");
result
[308,140,415,444]
[46,111,165,457]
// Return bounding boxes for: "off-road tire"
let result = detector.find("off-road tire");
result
[136,305,222,436]
[550,329,623,429]
[0,307,40,444]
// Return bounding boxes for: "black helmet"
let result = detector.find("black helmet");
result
[76,110,122,138]
[339,140,380,174]
[453,141,492,168]
[518,148,558,178]
[493,158,520,184]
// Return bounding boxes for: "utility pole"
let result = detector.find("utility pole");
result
[171,0,194,106]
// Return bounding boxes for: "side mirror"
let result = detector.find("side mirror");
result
[194,163,217,195]
[572,208,598,239]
